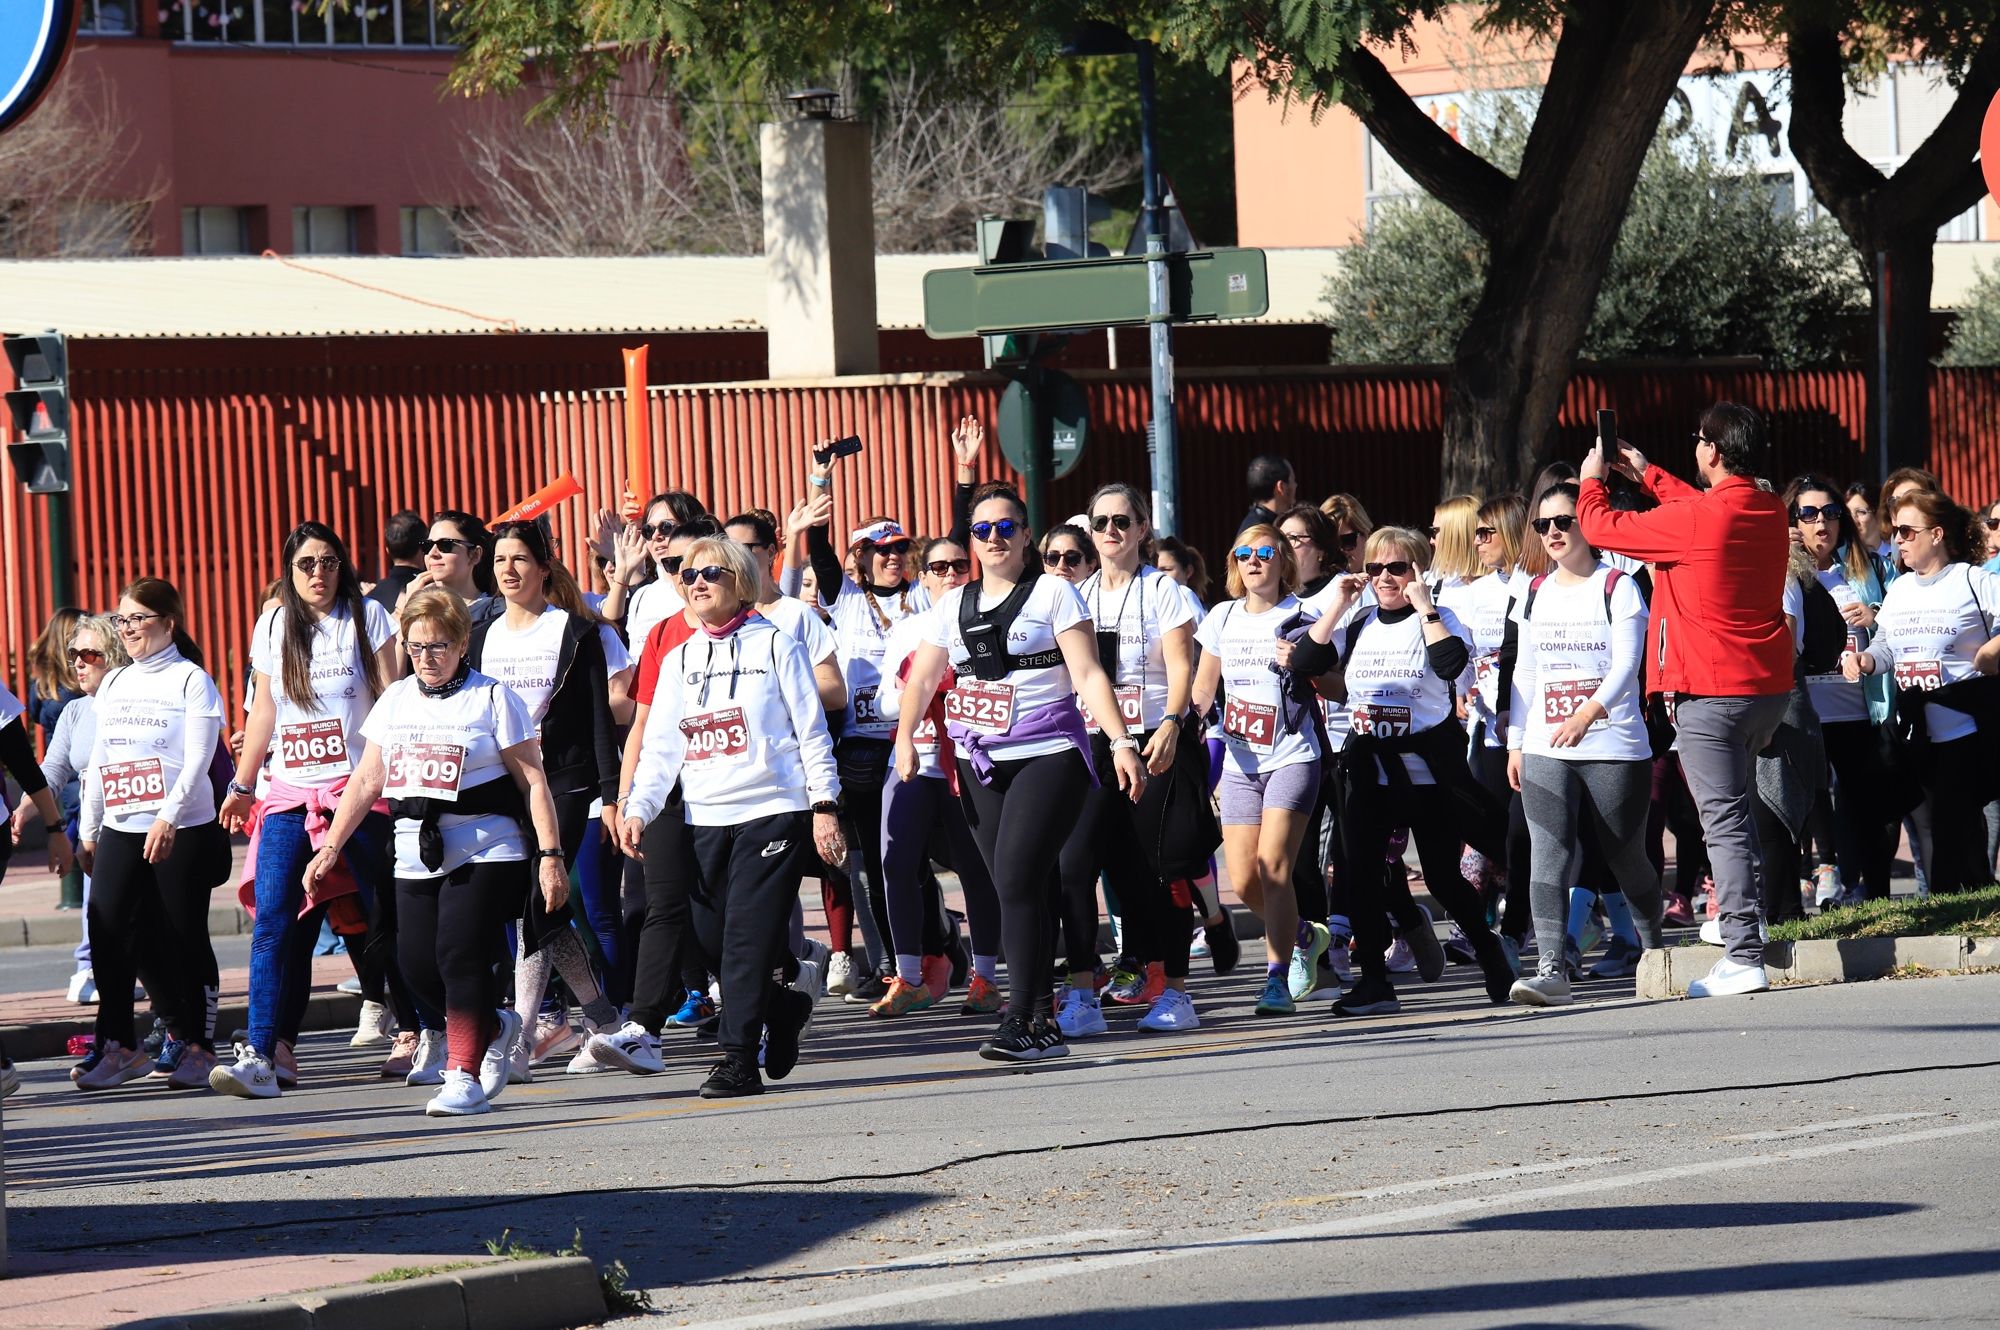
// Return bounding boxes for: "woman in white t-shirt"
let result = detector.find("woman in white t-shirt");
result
[1845,491,2000,893]
[306,589,569,1119]
[212,524,404,1099]
[895,484,1145,1063]
[1503,484,1665,1007]
[601,491,706,651]
[75,579,229,1093]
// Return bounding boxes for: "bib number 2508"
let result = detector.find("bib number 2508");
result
[102,758,167,813]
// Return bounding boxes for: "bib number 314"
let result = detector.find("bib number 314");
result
[1222,697,1277,752]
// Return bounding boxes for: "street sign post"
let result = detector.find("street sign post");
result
[922,248,1270,339]
[997,369,1088,529]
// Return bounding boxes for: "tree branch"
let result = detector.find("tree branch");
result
[1786,18,1891,245]
[1336,43,1513,239]
[1880,26,2000,235]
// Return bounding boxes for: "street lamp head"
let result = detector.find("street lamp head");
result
[785,88,841,120]
[1062,20,1138,57]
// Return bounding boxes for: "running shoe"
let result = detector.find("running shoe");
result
[845,971,892,1005]
[700,1057,763,1098]
[1473,933,1518,1004]
[1056,985,1109,1038]
[1288,922,1332,1000]
[166,1045,216,1090]
[1499,934,1522,976]
[70,1041,101,1083]
[1443,925,1478,966]
[1686,958,1771,998]
[1105,962,1142,998]
[1137,988,1199,1033]
[153,1035,187,1077]
[76,1041,152,1091]
[1383,937,1418,974]
[426,1068,489,1117]
[273,1041,299,1089]
[960,974,1004,1015]
[350,999,394,1047]
[1587,936,1644,980]
[1323,931,1355,986]
[921,954,952,1003]
[210,1046,280,1099]
[1813,865,1845,912]
[1108,961,1167,1007]
[142,1016,169,1060]
[587,1021,665,1075]
[763,987,813,1081]
[868,977,934,1018]
[337,975,363,996]
[796,939,833,1000]
[1401,905,1446,982]
[1697,919,1768,947]
[1563,937,1585,981]
[1662,894,1695,928]
[1330,974,1401,1017]
[1204,915,1241,975]
[565,1042,614,1074]
[533,1012,581,1061]
[1254,971,1295,1016]
[405,1029,447,1086]
[0,1061,18,1099]
[479,1009,523,1102]
[507,1035,535,1086]
[825,951,860,997]
[979,1015,1068,1063]
[667,989,715,1028]
[379,1030,421,1079]
[1509,962,1573,1008]
[1189,926,1212,961]
[65,969,97,1005]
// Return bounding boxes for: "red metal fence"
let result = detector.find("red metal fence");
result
[6,353,1999,718]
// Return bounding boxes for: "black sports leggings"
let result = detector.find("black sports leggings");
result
[958,747,1092,1023]
[1056,732,1196,980]
[626,800,712,1035]
[396,858,524,1073]
[1820,719,1895,900]
[1342,777,1501,983]
[90,821,227,1051]
[836,738,895,970]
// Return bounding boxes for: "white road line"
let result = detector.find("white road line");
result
[1329,1155,1624,1201]
[1720,1112,1939,1143]
[658,1116,2000,1330]
[810,1228,1142,1276]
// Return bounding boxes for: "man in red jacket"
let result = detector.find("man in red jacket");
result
[1577,402,1791,999]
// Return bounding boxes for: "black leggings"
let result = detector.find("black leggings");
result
[1056,732,1197,979]
[686,812,810,1063]
[1821,720,1895,900]
[396,858,523,1072]
[90,821,226,1051]
[836,738,895,971]
[1921,731,1991,895]
[626,800,712,1035]
[959,748,1092,1022]
[1342,777,1502,983]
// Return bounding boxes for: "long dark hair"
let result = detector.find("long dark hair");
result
[1782,473,1871,585]
[432,509,497,596]
[121,578,204,668]
[492,519,602,623]
[277,522,383,712]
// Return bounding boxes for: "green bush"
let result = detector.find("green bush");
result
[1938,264,2000,366]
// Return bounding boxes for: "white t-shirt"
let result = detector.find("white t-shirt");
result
[1438,571,1513,747]
[83,647,225,835]
[1342,603,1473,784]
[1079,565,1196,732]
[625,570,685,654]
[0,681,23,731]
[1194,596,1319,776]
[1506,566,1651,762]
[879,608,947,781]
[478,605,574,728]
[1803,569,1869,725]
[251,600,395,788]
[830,578,930,740]
[928,575,1087,762]
[1865,563,2000,743]
[360,671,538,877]
[758,596,840,669]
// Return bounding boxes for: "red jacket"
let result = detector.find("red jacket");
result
[1576,470,1791,698]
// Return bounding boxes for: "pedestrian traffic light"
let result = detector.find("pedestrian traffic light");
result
[977,217,1040,369]
[4,331,70,494]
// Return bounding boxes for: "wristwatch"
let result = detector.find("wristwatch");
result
[536,848,564,860]
[811,800,842,815]
[226,779,256,798]
[1422,612,1442,624]
[1109,737,1141,753]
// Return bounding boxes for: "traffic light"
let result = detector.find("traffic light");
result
[977,217,1040,369]
[4,331,69,494]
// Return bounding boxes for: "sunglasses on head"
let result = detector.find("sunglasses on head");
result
[1233,544,1277,563]
[1792,504,1842,524]
[641,521,675,540]
[1364,561,1413,578]
[420,537,474,556]
[66,647,105,666]
[1090,513,1134,533]
[925,558,971,577]
[1530,515,1578,535]
[868,539,913,557]
[293,555,341,575]
[970,519,1019,542]
[1044,549,1086,569]
[678,565,729,586]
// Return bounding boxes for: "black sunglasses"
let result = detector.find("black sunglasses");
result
[868,539,913,557]
[678,565,729,586]
[1473,526,1498,541]
[1792,504,1842,524]
[661,554,685,575]
[1044,549,1086,569]
[1983,516,2000,530]
[970,519,1019,542]
[1091,513,1135,533]
[1530,515,1578,535]
[420,537,474,556]
[1336,532,1360,551]
[1426,526,1441,539]
[293,555,342,575]
[1891,524,1938,542]
[1364,561,1413,577]
[925,558,971,576]
[641,521,676,540]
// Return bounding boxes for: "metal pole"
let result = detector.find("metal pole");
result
[48,488,73,610]
[1021,365,1051,536]
[1137,42,1179,537]
[1875,248,1891,489]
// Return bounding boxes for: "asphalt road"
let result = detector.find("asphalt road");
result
[4,962,1997,1329]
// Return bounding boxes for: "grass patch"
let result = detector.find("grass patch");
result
[366,1260,484,1284]
[486,1228,656,1318]
[1766,883,2000,944]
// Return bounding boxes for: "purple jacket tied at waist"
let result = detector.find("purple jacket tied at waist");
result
[947,698,1099,787]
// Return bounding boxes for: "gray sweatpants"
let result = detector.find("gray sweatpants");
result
[1673,694,1789,965]
[1520,755,1665,968]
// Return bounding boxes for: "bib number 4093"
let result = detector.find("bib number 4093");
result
[681,707,750,762]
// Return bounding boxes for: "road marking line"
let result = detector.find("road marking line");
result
[1271,1154,1624,1208]
[812,1229,1142,1276]
[659,1116,2000,1330]
[1719,1112,1938,1143]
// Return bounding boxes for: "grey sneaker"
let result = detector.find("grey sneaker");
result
[1509,965,1573,1008]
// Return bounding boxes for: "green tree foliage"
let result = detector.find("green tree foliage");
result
[1937,266,2000,367]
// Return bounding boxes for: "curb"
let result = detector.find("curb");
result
[118,1255,607,1330]
[1,991,363,1063]
[0,904,253,950]
[1636,935,2000,998]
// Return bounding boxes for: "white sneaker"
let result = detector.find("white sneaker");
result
[565,1042,614,1075]
[337,975,363,995]
[405,1028,447,1087]
[1686,958,1771,998]
[1055,985,1108,1038]
[825,951,859,997]
[66,969,98,1005]
[1189,926,1212,960]
[209,1046,280,1099]
[797,939,833,998]
[792,947,828,1040]
[586,1020,665,1075]
[350,999,395,1047]
[1324,932,1354,985]
[480,1009,523,1101]
[1384,937,1418,974]
[425,1068,490,1117]
[1137,988,1199,1032]
[507,1033,535,1086]
[1813,866,1844,911]
[1698,919,1769,947]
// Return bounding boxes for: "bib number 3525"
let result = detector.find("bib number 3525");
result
[681,707,750,763]
[944,680,1016,735]
[384,743,467,801]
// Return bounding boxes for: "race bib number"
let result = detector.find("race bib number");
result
[277,718,350,780]
[1082,685,1143,734]
[851,686,883,728]
[1893,659,1944,692]
[681,707,750,763]
[383,743,467,801]
[1543,677,1603,726]
[1222,697,1278,753]
[1474,654,1497,688]
[102,758,167,813]
[1351,704,1413,738]
[912,714,940,753]
[944,680,1016,735]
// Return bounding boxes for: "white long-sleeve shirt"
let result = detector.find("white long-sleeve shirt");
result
[1507,564,1650,761]
[625,616,841,827]
[81,645,224,838]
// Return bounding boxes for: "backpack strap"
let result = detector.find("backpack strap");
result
[1602,567,1623,623]
[1521,573,1550,622]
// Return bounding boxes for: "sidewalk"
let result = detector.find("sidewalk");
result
[0,846,253,950]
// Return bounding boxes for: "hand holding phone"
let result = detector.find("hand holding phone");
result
[813,435,864,467]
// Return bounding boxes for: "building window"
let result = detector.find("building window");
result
[172,0,455,45]
[181,205,249,255]
[78,0,136,33]
[400,206,461,255]
[292,206,357,254]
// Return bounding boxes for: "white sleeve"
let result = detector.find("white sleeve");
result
[624,648,688,826]
[42,702,81,791]
[1591,575,1648,716]
[363,598,398,650]
[599,625,633,678]
[776,632,841,806]
[798,600,840,667]
[491,681,537,751]
[1506,597,1535,751]
[1153,573,1196,634]
[926,590,960,650]
[1194,604,1226,655]
[156,667,224,827]
[249,606,281,681]
[1048,576,1089,634]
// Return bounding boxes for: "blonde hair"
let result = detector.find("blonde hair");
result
[682,536,761,608]
[1365,527,1431,572]
[1430,494,1484,582]
[1320,492,1375,542]
[398,587,470,647]
[70,615,132,670]
[1224,523,1297,600]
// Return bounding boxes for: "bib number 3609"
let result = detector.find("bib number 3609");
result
[383,743,467,801]
[681,707,750,762]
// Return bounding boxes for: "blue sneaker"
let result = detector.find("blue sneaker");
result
[1288,922,1331,1000]
[154,1035,187,1075]
[667,990,715,1028]
[1255,971,1295,1016]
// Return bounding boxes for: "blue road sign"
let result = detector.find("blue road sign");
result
[1,1,82,136]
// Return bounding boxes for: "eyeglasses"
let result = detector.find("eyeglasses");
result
[868,539,913,557]
[293,555,341,575]
[1692,432,1713,446]
[1364,561,1414,577]
[1792,504,1842,525]
[679,565,729,586]
[1983,516,2000,530]
[1233,545,1278,563]
[406,641,455,660]
[1891,524,1938,542]
[661,555,685,575]
[1044,549,1086,570]
[109,612,161,630]
[1530,515,1578,535]
[1090,513,1134,533]
[641,522,676,540]
[1282,531,1312,547]
[925,558,971,576]
[66,647,105,666]
[1336,531,1360,551]
[420,537,473,556]
[970,519,1019,542]
[1473,527,1498,542]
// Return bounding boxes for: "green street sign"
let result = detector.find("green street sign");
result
[997,371,1088,482]
[923,248,1270,338]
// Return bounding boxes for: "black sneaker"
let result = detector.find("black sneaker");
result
[1205,915,1241,975]
[979,1015,1069,1063]
[695,1013,720,1042]
[762,987,812,1081]
[1475,934,1518,1004]
[1331,974,1401,1017]
[844,970,892,1004]
[699,1057,763,1098]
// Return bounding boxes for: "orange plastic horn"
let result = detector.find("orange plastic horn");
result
[622,345,651,522]
[493,473,583,524]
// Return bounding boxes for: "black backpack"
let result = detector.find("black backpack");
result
[1796,576,1849,678]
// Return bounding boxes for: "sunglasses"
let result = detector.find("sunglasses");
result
[1792,504,1842,524]
[868,539,913,557]
[1044,549,1086,570]
[678,565,729,586]
[1891,524,1938,542]
[293,555,341,575]
[1364,561,1414,578]
[109,612,161,630]
[1530,515,1578,535]
[925,558,971,576]
[641,522,676,540]
[1426,526,1441,539]
[661,555,685,575]
[1233,545,1278,563]
[1090,513,1134,533]
[66,647,105,666]
[1282,531,1312,547]
[421,537,474,556]
[1983,516,2000,530]
[970,519,1019,542]
[1474,526,1498,541]
[406,641,455,659]
[1337,532,1360,551]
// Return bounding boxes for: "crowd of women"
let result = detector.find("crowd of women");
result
[2,403,1995,1111]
